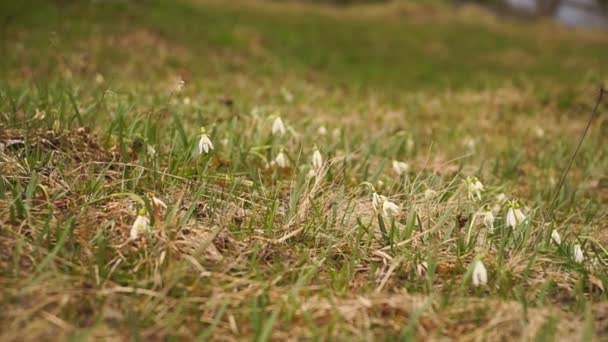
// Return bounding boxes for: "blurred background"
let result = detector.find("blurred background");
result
[1,0,606,95]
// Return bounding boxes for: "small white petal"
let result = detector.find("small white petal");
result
[551,230,561,245]
[392,160,409,176]
[275,152,289,168]
[130,215,150,240]
[472,260,488,287]
[197,134,214,154]
[382,201,400,218]
[146,144,157,157]
[312,149,323,170]
[423,189,437,200]
[318,126,327,135]
[482,211,495,232]
[573,244,584,263]
[272,117,286,136]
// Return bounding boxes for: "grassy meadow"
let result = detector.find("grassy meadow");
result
[1,0,608,340]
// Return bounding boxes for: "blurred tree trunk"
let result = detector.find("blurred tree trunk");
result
[536,0,562,16]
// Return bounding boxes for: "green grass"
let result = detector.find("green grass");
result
[1,0,607,340]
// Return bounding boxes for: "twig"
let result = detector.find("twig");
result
[547,85,605,220]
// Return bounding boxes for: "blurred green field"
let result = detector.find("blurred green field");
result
[1,0,607,341]
[1,0,607,91]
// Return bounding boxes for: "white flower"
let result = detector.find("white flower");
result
[173,78,185,93]
[573,244,584,263]
[382,200,400,218]
[271,116,286,136]
[372,192,399,217]
[146,144,157,157]
[463,136,477,151]
[392,160,409,176]
[506,201,526,228]
[312,148,323,171]
[274,151,289,168]
[423,189,437,200]
[482,210,495,232]
[318,126,327,135]
[130,209,150,240]
[534,126,545,138]
[196,127,214,155]
[466,177,484,201]
[152,196,167,209]
[472,260,488,287]
[551,230,561,245]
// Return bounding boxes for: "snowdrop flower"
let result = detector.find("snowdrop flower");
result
[146,144,157,158]
[392,160,409,176]
[472,260,488,287]
[465,176,484,201]
[551,230,561,245]
[312,148,323,171]
[482,207,495,232]
[423,188,437,200]
[274,149,289,168]
[130,208,150,240]
[505,200,526,228]
[318,126,327,136]
[382,200,400,218]
[534,126,545,138]
[271,116,286,136]
[372,192,399,217]
[463,136,477,151]
[173,78,185,93]
[196,127,214,155]
[573,244,584,263]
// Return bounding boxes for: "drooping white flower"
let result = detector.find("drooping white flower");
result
[496,193,507,204]
[196,127,214,155]
[465,177,484,201]
[392,160,409,176]
[506,200,526,228]
[472,260,488,287]
[318,126,327,136]
[274,150,289,168]
[312,148,323,171]
[573,244,584,263]
[271,116,286,136]
[173,78,185,93]
[146,144,157,158]
[534,126,545,138]
[382,200,400,218]
[130,208,150,240]
[372,192,399,217]
[551,230,561,245]
[423,188,437,200]
[482,209,495,232]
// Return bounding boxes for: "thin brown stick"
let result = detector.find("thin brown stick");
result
[547,85,605,219]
